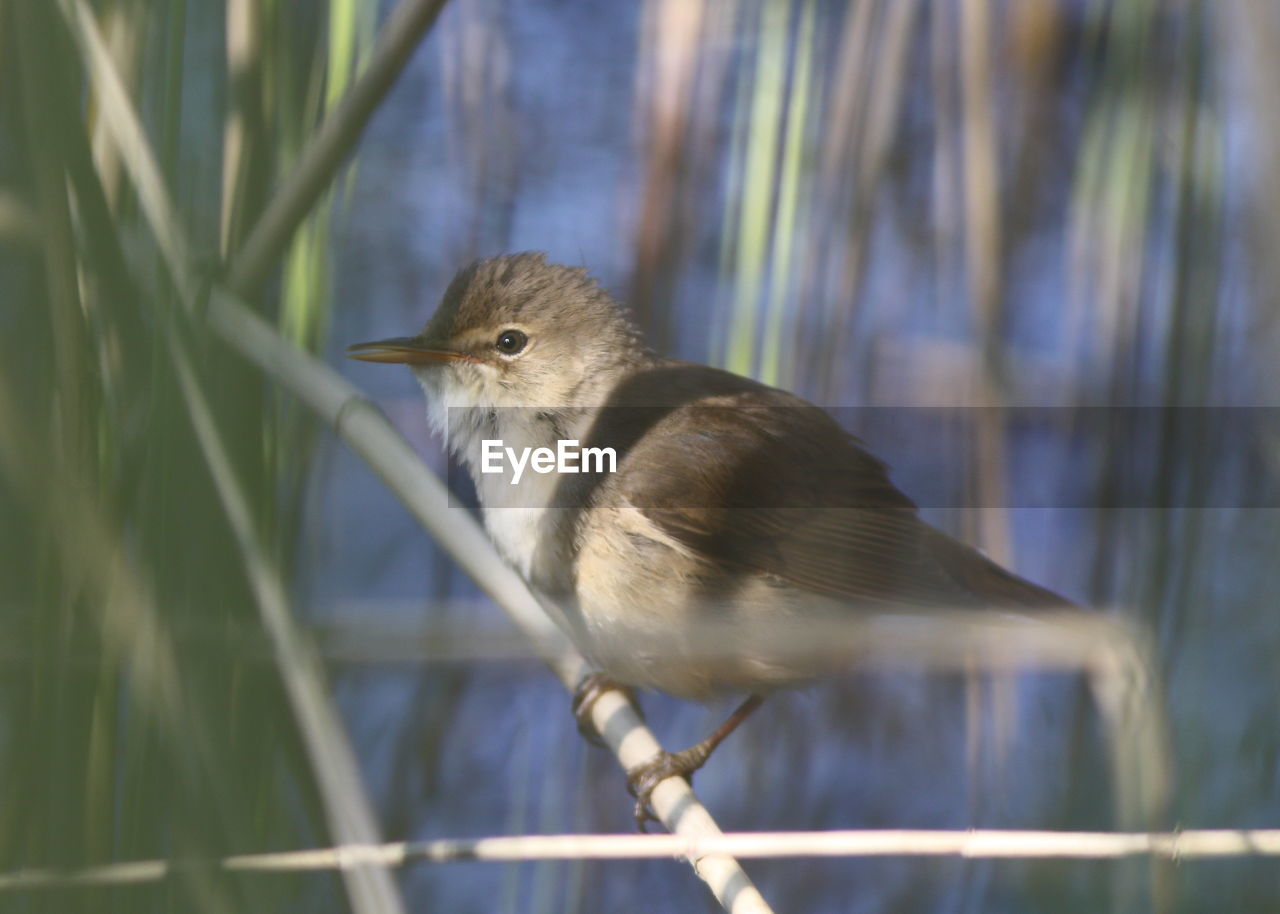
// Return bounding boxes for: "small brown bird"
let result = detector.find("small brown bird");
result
[347,252,1069,826]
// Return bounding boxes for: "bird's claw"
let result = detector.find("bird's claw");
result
[571,672,639,747]
[624,750,698,832]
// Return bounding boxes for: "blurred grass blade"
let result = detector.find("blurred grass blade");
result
[725,0,788,379]
[958,0,1011,565]
[220,0,264,255]
[759,0,815,388]
[171,329,407,914]
[0,373,237,914]
[225,0,450,296]
[59,0,196,302]
[56,3,408,913]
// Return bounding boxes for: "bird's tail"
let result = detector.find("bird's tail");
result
[925,527,1075,609]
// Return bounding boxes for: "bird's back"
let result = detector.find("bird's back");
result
[555,361,1070,698]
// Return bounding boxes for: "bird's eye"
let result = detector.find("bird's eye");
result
[495,329,528,355]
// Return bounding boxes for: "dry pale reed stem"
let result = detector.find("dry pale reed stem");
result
[53,3,774,910]
[6,827,1280,891]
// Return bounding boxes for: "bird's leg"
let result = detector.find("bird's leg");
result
[571,671,641,747]
[626,694,765,831]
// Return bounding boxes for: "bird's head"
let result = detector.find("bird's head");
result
[347,253,647,422]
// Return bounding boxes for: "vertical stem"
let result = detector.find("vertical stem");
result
[89,1,141,211]
[161,0,188,182]
[959,0,1011,565]
[221,0,263,255]
[15,0,88,477]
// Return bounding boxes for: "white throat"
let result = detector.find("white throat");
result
[414,365,600,580]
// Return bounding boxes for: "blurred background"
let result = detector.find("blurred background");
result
[2,0,1279,911]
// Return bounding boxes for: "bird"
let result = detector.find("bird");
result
[346,251,1070,827]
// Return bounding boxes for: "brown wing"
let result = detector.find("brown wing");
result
[588,362,1069,609]
[920,526,1071,608]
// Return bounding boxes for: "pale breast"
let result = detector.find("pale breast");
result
[571,499,840,701]
[478,472,561,579]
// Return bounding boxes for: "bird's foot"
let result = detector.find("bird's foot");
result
[625,745,712,832]
[571,672,639,747]
[624,694,765,831]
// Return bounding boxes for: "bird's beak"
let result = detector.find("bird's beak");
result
[344,336,477,365]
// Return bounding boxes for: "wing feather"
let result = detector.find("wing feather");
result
[585,362,1069,610]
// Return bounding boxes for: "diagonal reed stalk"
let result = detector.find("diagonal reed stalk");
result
[55,1,776,912]
[224,0,450,298]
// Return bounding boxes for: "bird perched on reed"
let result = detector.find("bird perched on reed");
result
[348,252,1070,826]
